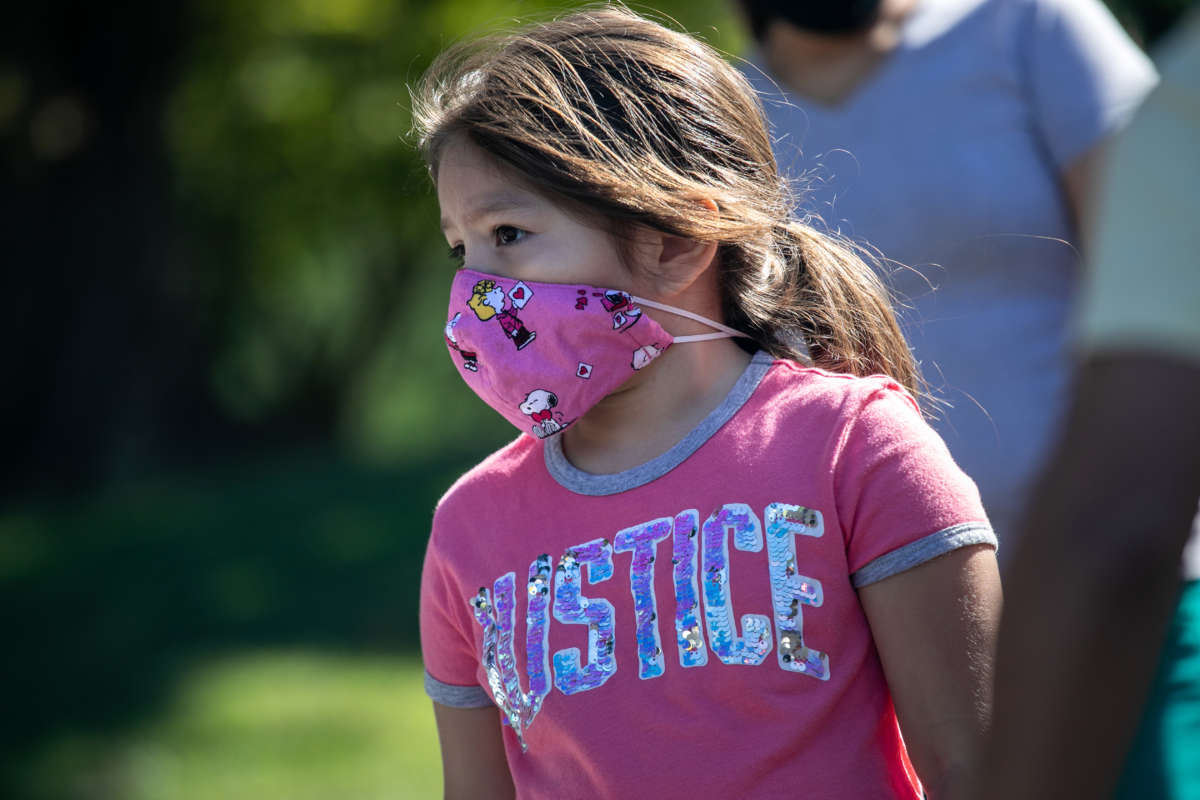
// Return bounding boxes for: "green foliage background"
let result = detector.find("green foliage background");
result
[168,0,747,469]
[4,2,745,798]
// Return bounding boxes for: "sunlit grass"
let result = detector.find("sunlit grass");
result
[21,651,441,800]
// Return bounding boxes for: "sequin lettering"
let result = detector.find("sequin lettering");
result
[671,509,707,668]
[765,503,830,681]
[552,538,617,695]
[525,555,553,706]
[465,500,838,752]
[613,518,671,680]
[702,504,773,666]
[471,572,541,750]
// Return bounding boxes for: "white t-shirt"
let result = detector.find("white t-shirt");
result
[745,0,1157,560]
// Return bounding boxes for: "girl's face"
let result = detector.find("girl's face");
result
[437,137,651,293]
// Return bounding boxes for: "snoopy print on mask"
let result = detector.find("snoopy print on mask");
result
[520,389,571,439]
[443,267,750,439]
[445,312,479,372]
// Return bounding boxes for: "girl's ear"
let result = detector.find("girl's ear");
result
[643,198,720,298]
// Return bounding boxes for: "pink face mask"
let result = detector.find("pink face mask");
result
[444,268,748,439]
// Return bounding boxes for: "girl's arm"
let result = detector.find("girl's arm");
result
[858,544,1002,800]
[432,703,515,800]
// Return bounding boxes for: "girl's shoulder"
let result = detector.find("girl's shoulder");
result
[757,357,923,421]
[433,433,541,519]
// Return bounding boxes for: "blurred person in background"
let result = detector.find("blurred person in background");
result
[975,10,1200,798]
[738,0,1157,564]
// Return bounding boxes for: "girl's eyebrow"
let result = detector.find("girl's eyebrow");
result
[440,192,539,234]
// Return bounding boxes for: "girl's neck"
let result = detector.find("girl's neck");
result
[560,338,753,475]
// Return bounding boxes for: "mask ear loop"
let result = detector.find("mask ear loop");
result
[631,297,750,342]
[633,295,816,365]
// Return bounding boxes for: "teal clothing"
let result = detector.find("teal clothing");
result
[1117,580,1200,799]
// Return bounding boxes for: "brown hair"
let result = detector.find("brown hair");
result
[411,4,923,401]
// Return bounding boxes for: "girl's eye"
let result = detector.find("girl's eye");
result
[494,226,527,247]
[448,244,465,267]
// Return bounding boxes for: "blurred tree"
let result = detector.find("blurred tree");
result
[161,0,748,474]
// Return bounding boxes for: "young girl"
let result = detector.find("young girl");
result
[415,7,1001,798]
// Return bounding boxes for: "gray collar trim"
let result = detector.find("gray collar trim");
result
[543,351,775,496]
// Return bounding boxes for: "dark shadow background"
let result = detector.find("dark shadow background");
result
[0,0,1187,797]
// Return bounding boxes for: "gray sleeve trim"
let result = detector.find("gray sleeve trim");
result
[424,670,494,708]
[851,522,998,588]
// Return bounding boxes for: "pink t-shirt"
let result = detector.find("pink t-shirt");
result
[421,354,994,798]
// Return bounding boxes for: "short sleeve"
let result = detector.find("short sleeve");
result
[420,525,492,708]
[1076,13,1200,362]
[835,380,996,588]
[1022,0,1158,167]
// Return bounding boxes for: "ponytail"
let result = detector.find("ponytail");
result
[722,222,924,403]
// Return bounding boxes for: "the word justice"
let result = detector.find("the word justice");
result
[471,502,833,716]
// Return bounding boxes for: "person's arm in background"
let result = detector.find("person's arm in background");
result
[971,15,1200,799]
[975,355,1200,799]
[1060,140,1107,244]
[1024,0,1156,247]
